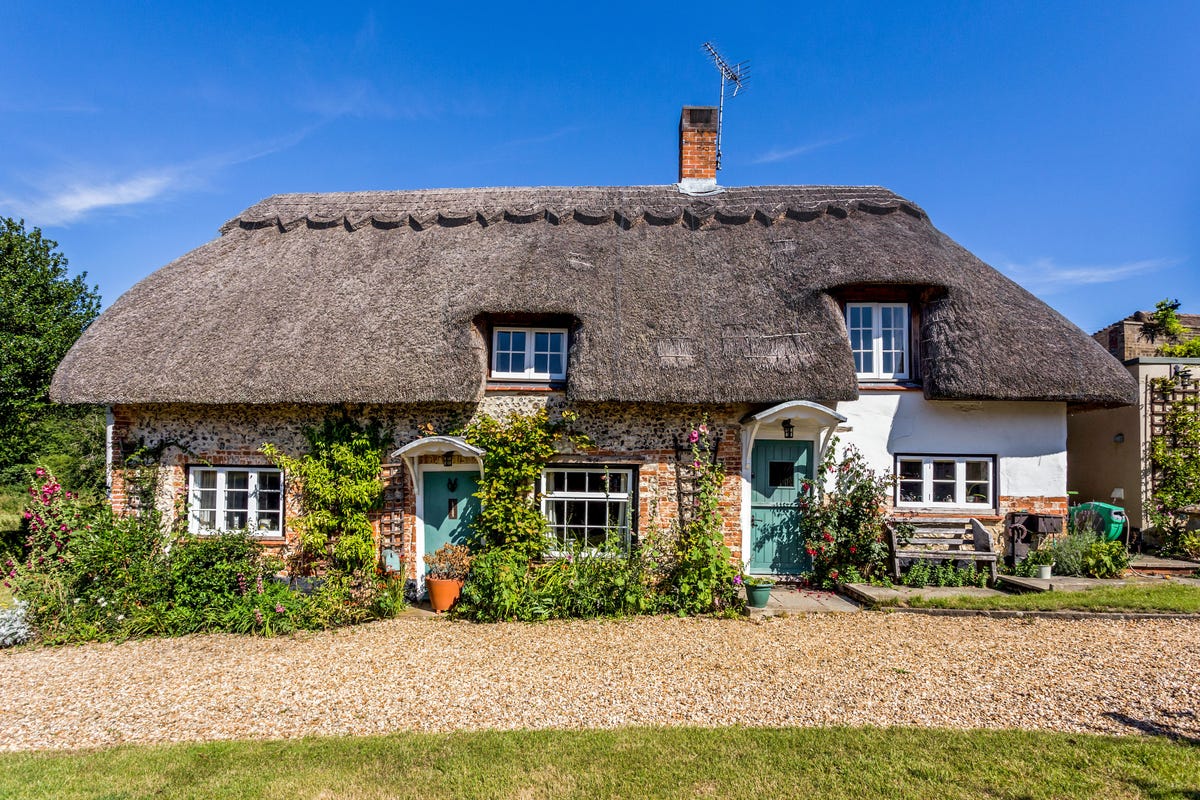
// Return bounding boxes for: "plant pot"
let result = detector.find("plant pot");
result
[1037,565,1053,580]
[426,577,465,613]
[745,583,773,609]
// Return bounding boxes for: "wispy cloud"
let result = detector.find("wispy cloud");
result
[751,136,849,165]
[0,123,325,227]
[997,256,1180,295]
[21,173,177,225]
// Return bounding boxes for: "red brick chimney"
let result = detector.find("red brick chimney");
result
[679,106,718,190]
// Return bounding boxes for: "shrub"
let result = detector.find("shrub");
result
[1045,531,1097,577]
[0,600,31,647]
[664,424,742,615]
[902,561,988,588]
[1082,539,1131,579]
[799,442,892,588]
[424,543,473,581]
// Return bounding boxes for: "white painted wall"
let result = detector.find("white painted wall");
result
[832,392,1068,500]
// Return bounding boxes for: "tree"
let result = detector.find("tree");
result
[0,218,102,487]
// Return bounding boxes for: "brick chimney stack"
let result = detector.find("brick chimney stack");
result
[679,106,719,192]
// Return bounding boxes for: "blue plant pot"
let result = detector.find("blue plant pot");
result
[745,583,772,609]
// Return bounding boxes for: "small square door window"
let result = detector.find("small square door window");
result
[768,461,795,488]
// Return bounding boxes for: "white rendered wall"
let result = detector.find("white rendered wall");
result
[832,392,1067,501]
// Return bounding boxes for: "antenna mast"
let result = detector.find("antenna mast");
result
[701,41,748,172]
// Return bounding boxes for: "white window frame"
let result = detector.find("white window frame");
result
[539,466,635,553]
[490,327,568,381]
[895,455,995,509]
[187,466,285,537]
[846,302,910,380]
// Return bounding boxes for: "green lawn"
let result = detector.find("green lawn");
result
[0,726,1196,799]
[899,581,1200,613]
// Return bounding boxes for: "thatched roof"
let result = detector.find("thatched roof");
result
[51,185,1136,407]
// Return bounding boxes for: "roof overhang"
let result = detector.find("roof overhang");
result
[390,435,485,485]
[743,400,847,429]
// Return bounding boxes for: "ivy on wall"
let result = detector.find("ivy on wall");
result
[1144,298,1200,358]
[460,409,591,558]
[261,415,388,573]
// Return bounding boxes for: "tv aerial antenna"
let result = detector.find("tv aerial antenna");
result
[701,41,749,172]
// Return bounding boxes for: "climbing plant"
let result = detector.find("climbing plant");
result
[1148,384,1200,558]
[461,409,591,558]
[261,415,388,573]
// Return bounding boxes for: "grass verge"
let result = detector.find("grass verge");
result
[897,581,1200,613]
[0,726,1196,799]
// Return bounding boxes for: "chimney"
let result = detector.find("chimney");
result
[678,106,719,193]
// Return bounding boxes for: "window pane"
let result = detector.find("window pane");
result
[256,512,281,533]
[534,352,549,374]
[768,461,795,488]
[549,353,563,376]
[548,471,566,493]
[965,483,990,504]
[899,481,924,502]
[195,470,217,490]
[932,482,955,503]
[510,331,526,352]
[966,461,989,482]
[566,472,586,492]
[510,351,525,373]
[898,460,922,480]
[496,352,511,373]
[932,461,955,481]
[535,332,549,351]
[225,511,248,529]
[497,331,510,351]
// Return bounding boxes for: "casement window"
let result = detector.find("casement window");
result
[540,467,634,551]
[895,456,995,508]
[845,303,909,380]
[188,467,284,536]
[491,327,567,381]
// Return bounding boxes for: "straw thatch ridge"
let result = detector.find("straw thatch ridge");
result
[51,185,1136,407]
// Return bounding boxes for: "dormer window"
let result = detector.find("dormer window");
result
[846,302,909,380]
[491,327,567,381]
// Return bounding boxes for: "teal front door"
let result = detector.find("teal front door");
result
[422,470,480,572]
[749,440,814,575]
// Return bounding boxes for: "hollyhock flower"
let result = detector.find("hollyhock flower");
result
[688,429,700,444]
[698,424,709,434]
[34,468,45,477]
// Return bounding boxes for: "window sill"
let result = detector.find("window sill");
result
[857,380,922,391]
[893,506,997,517]
[486,381,565,393]
[193,531,286,542]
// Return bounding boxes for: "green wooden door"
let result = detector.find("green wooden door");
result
[749,440,813,575]
[422,470,480,572]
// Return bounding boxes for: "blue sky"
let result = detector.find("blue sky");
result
[2,1,1197,334]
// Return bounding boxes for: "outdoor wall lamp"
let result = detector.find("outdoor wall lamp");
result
[442,451,455,467]
[781,419,794,439]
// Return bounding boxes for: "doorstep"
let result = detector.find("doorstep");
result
[745,585,861,617]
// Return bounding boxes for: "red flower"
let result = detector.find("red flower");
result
[849,545,857,554]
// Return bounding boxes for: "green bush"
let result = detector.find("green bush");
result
[1047,531,1097,577]
[454,539,660,623]
[7,471,404,645]
[799,441,893,588]
[902,561,988,588]
[1081,539,1131,579]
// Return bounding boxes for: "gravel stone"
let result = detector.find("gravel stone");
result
[1,614,1197,751]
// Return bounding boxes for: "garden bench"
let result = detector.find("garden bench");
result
[885,517,998,582]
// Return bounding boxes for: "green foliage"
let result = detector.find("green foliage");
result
[1081,539,1131,579]
[664,424,742,615]
[799,441,893,588]
[261,414,388,573]
[454,537,660,622]
[901,561,988,588]
[6,471,403,645]
[462,409,590,557]
[1143,298,1200,357]
[1148,393,1200,556]
[0,218,104,487]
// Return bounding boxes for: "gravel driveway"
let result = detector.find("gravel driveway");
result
[2,613,1198,751]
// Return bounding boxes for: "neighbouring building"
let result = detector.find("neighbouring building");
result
[51,106,1137,582]
[1068,311,1200,531]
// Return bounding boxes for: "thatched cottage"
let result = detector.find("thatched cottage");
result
[51,107,1137,579]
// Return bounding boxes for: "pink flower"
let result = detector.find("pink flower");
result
[693,460,702,468]
[274,604,285,614]
[698,424,709,435]
[34,468,45,477]
[688,430,700,444]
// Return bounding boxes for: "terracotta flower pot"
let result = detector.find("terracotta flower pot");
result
[427,577,465,613]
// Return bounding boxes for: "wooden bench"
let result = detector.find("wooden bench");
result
[885,517,998,582]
